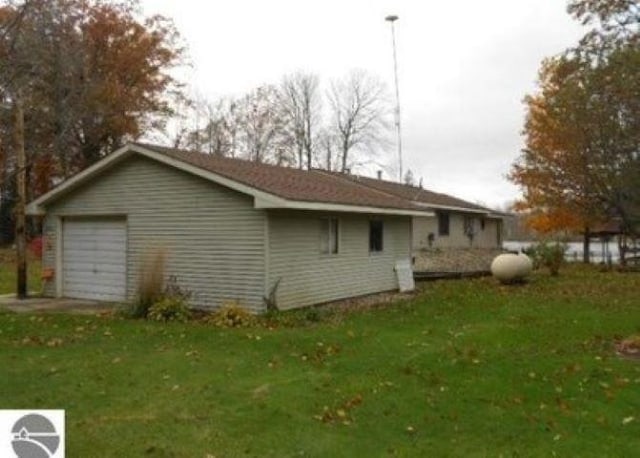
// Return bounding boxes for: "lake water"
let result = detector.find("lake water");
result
[503,240,620,263]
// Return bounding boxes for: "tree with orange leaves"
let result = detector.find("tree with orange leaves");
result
[510,0,640,263]
[510,56,604,262]
[0,0,185,190]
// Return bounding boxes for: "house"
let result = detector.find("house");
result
[27,143,434,312]
[328,174,505,250]
[322,173,507,273]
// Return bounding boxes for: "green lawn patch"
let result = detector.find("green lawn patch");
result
[1,266,639,456]
[0,247,42,295]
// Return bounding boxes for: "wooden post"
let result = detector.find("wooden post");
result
[582,226,591,264]
[14,95,27,299]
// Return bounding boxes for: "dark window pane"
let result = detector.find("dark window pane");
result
[438,211,450,236]
[369,220,383,252]
[330,218,339,254]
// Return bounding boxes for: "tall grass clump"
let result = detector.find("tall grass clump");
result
[131,247,167,318]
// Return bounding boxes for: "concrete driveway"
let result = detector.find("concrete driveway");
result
[0,294,116,314]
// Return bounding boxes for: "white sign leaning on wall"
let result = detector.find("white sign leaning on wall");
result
[0,410,65,458]
[395,259,415,293]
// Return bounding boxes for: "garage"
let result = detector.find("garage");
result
[62,218,127,301]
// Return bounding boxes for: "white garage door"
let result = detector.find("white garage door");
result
[62,218,127,301]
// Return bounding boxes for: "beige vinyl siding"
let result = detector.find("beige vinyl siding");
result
[267,211,411,310]
[42,157,266,312]
[412,214,501,250]
[42,215,57,297]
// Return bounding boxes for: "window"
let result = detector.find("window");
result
[369,220,383,252]
[480,218,486,231]
[320,218,339,254]
[463,216,476,237]
[437,211,450,236]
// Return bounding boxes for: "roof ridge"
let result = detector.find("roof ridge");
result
[316,168,493,213]
[133,142,314,172]
[131,143,499,215]
[128,143,431,213]
[312,169,415,203]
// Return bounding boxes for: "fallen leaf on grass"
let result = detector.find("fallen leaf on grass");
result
[252,384,270,399]
[622,416,635,425]
[46,338,64,347]
[314,394,363,424]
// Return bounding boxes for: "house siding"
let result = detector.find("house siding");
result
[41,157,266,312]
[267,211,411,310]
[42,215,57,297]
[412,214,501,250]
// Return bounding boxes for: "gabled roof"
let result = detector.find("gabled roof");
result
[139,143,425,212]
[27,143,434,217]
[28,142,505,218]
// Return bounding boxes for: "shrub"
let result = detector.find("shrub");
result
[148,296,191,322]
[207,301,256,328]
[522,245,541,269]
[534,241,567,276]
[131,248,167,318]
[163,275,191,301]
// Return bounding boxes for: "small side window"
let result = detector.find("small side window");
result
[369,220,383,253]
[437,211,450,236]
[320,218,339,254]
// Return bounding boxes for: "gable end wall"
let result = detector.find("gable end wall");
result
[41,156,266,312]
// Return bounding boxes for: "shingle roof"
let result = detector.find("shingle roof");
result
[324,172,493,213]
[135,143,423,212]
[136,143,499,215]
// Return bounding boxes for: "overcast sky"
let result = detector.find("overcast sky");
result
[140,0,587,208]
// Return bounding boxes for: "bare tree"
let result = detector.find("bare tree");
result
[316,127,340,171]
[202,98,239,156]
[279,71,321,169]
[236,85,289,164]
[403,169,414,186]
[327,70,392,172]
[178,95,239,156]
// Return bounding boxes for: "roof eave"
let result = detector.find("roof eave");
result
[26,143,434,218]
[411,201,492,215]
[255,195,434,216]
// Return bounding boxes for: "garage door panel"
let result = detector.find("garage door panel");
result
[62,250,126,264]
[63,239,126,248]
[64,284,126,297]
[62,219,126,301]
[63,269,126,281]
[64,263,126,280]
[64,235,125,251]
[63,282,126,295]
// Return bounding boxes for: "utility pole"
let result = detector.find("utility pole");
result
[385,14,403,183]
[14,94,27,299]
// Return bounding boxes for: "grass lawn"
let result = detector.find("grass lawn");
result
[1,266,639,457]
[0,247,42,295]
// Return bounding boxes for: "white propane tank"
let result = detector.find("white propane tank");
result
[491,253,533,283]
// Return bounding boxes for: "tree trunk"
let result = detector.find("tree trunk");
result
[14,96,27,299]
[582,226,590,264]
[341,142,348,172]
[618,234,627,267]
